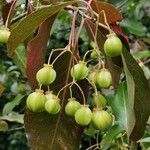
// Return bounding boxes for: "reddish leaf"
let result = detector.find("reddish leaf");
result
[2,0,16,27]
[90,1,123,24]
[26,15,57,90]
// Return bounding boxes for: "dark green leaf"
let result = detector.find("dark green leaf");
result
[7,1,78,57]
[122,47,150,141]
[107,82,135,136]
[3,94,26,115]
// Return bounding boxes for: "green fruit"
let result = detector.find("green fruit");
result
[45,98,61,114]
[95,68,112,88]
[65,98,81,116]
[104,33,122,57]
[36,64,56,85]
[45,91,58,101]
[26,89,46,112]
[71,61,89,80]
[92,110,112,131]
[90,50,100,59]
[92,92,107,108]
[0,28,10,43]
[75,105,92,126]
[88,71,97,83]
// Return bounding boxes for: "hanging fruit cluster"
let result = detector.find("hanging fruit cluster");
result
[26,29,123,133]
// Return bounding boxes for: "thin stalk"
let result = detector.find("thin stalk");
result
[57,82,73,97]
[74,82,86,105]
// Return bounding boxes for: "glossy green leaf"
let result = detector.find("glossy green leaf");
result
[102,124,123,142]
[107,82,135,136]
[7,1,78,57]
[122,47,150,141]
[3,94,26,115]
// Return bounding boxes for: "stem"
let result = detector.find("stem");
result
[51,50,68,65]
[69,84,73,98]
[39,84,42,90]
[5,0,16,28]
[86,78,98,95]
[83,50,93,61]
[100,10,111,33]
[48,48,65,64]
[75,16,85,47]
[47,86,50,91]
[74,82,86,105]
[57,82,73,97]
[71,10,78,46]
[78,10,113,33]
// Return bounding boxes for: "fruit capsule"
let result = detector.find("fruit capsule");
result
[95,68,112,88]
[65,98,81,117]
[92,92,107,108]
[45,97,61,114]
[71,61,89,80]
[104,33,122,57]
[75,105,92,126]
[26,89,46,112]
[92,109,112,131]
[36,64,56,85]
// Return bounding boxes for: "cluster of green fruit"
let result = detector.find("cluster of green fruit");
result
[26,33,122,132]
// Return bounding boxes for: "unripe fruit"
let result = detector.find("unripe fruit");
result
[45,91,58,101]
[75,105,92,126]
[92,92,107,108]
[45,98,61,114]
[88,71,97,83]
[0,28,10,43]
[92,110,112,131]
[90,50,100,59]
[36,64,56,85]
[95,68,112,88]
[65,98,81,117]
[26,89,46,112]
[104,33,122,57]
[71,61,89,80]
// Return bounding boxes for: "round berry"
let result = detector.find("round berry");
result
[92,92,107,108]
[71,61,89,80]
[0,28,10,43]
[45,91,58,101]
[65,98,81,117]
[90,50,100,59]
[104,33,122,57]
[95,68,112,88]
[26,89,46,112]
[75,105,92,126]
[45,98,61,114]
[92,110,112,131]
[36,64,56,85]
